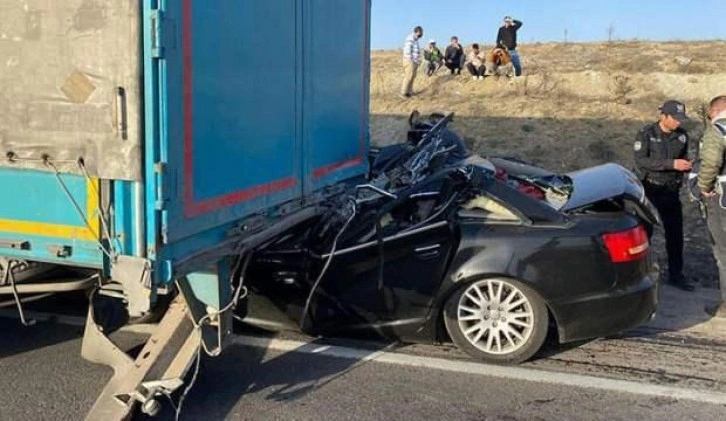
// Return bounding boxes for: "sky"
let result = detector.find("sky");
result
[371,0,726,50]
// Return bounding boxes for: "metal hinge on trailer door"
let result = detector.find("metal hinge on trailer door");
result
[154,162,170,244]
[154,162,167,210]
[150,9,165,58]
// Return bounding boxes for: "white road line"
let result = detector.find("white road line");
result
[231,335,726,407]
[241,317,293,330]
[6,309,726,406]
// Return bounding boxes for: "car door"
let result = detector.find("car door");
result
[311,201,458,334]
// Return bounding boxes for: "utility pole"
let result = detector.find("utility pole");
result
[607,22,615,43]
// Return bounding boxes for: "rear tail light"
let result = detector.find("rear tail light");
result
[602,225,649,263]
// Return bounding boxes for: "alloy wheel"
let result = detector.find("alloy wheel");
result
[456,279,535,355]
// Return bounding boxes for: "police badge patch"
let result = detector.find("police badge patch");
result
[678,134,687,143]
[634,141,642,151]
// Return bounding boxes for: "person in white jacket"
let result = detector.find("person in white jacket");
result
[466,44,486,80]
[400,26,423,98]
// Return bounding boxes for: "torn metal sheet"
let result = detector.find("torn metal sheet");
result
[0,0,142,181]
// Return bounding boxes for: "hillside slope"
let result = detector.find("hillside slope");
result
[369,40,726,287]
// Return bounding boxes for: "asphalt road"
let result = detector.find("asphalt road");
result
[1,291,725,421]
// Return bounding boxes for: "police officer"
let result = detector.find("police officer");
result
[634,100,697,291]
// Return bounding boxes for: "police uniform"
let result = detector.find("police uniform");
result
[634,100,697,290]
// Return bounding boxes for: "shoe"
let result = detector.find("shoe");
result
[472,76,477,81]
[398,93,411,99]
[667,275,696,291]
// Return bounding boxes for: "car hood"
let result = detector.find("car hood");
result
[562,163,659,224]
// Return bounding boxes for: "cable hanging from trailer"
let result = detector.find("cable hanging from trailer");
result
[300,198,358,330]
[5,152,120,261]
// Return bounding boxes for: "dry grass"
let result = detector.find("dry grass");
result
[370,40,726,172]
[370,40,726,285]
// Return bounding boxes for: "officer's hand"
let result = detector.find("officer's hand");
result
[673,159,693,171]
[702,190,717,198]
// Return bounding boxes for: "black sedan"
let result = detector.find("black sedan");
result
[246,112,660,364]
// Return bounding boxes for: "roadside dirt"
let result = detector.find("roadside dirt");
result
[370,41,726,289]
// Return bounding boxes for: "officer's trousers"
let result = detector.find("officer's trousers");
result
[705,197,726,301]
[644,184,684,280]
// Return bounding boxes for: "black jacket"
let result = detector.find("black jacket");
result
[496,20,523,50]
[634,122,696,189]
[445,44,464,65]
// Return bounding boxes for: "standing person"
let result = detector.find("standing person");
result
[496,16,523,76]
[400,26,423,99]
[423,40,444,76]
[634,100,697,291]
[465,43,486,80]
[444,36,465,75]
[696,95,726,316]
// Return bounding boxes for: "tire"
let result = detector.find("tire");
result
[443,277,548,365]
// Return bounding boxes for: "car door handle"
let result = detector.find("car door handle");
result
[415,244,441,260]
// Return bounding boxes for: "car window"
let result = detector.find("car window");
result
[459,194,521,222]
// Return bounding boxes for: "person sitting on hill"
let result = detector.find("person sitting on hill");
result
[485,47,514,78]
[466,43,486,80]
[423,40,444,76]
[444,36,465,75]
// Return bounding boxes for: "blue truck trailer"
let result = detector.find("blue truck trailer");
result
[0,0,371,418]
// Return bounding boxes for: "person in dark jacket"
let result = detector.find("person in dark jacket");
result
[444,36,465,75]
[634,100,698,291]
[496,16,523,76]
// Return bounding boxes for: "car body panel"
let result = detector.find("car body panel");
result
[311,221,457,336]
[247,113,659,355]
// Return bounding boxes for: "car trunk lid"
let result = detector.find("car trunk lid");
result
[562,163,659,225]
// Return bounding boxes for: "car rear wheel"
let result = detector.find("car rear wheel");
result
[444,277,548,364]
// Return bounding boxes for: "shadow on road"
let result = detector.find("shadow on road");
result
[619,283,725,340]
[0,316,83,359]
[0,291,89,359]
[143,331,393,421]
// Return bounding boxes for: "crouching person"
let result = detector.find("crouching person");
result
[697,95,726,317]
[485,47,514,78]
[424,40,444,76]
[466,43,486,80]
[445,36,465,75]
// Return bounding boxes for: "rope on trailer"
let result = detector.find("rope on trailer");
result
[173,251,252,420]
[174,339,201,421]
[1,260,35,326]
[78,159,121,257]
[43,159,115,261]
[4,152,119,260]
